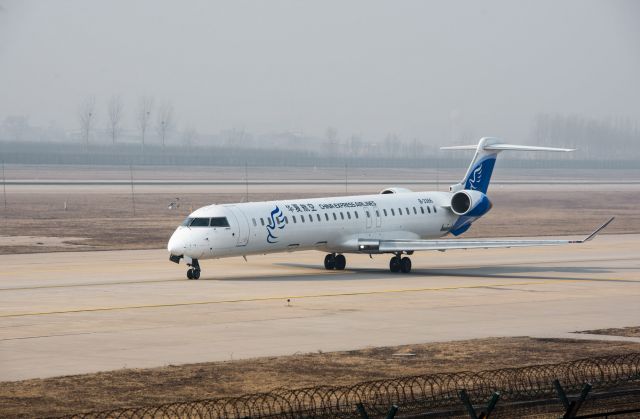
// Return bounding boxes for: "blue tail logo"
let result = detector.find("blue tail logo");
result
[266,205,285,243]
[464,156,496,193]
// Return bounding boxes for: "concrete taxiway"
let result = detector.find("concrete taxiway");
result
[1,233,639,381]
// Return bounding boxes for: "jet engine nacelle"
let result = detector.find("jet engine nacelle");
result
[450,190,492,217]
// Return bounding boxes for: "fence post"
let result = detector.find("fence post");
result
[479,392,501,419]
[563,383,592,419]
[460,389,501,419]
[459,389,478,419]
[553,379,570,410]
[356,402,370,419]
[385,404,399,419]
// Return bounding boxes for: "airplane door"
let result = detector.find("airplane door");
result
[375,208,382,228]
[227,206,250,246]
[366,209,373,229]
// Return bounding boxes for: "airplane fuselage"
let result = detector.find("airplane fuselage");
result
[168,190,457,260]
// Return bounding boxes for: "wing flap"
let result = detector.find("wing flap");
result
[377,239,570,252]
[360,218,614,253]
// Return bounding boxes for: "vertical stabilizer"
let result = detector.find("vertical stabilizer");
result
[441,137,574,194]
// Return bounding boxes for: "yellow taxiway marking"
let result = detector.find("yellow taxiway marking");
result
[0,279,569,318]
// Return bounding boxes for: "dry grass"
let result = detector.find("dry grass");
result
[1,337,640,418]
[0,188,637,255]
[578,327,640,338]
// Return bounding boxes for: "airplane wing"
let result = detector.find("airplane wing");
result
[358,217,614,253]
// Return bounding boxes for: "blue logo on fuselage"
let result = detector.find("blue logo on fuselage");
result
[266,205,285,243]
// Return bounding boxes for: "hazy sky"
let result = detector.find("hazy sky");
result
[1,0,638,142]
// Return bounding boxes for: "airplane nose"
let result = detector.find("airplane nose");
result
[167,230,185,254]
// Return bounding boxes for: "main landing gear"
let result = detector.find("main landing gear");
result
[324,253,346,270]
[186,259,201,280]
[389,253,412,274]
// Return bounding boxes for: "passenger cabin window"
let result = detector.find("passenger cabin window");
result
[340,212,345,220]
[398,208,402,215]
[420,207,425,214]
[284,216,288,224]
[190,218,209,227]
[325,213,329,221]
[427,206,431,214]
[383,209,388,216]
[366,211,370,218]
[210,217,230,227]
[260,218,265,226]
[309,214,313,222]
[301,216,305,223]
[317,214,321,222]
[347,212,351,219]
[413,207,417,214]
[390,209,395,216]
[293,215,297,223]
[406,207,410,214]
[252,218,257,226]
[433,205,437,213]
[354,211,359,219]
[333,213,337,220]
[376,210,380,217]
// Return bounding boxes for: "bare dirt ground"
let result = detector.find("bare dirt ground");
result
[578,327,640,338]
[0,187,637,254]
[0,165,637,254]
[1,337,639,418]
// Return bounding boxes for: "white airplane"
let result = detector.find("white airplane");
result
[168,137,613,279]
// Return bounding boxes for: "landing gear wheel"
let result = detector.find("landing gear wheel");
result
[324,254,336,270]
[389,256,401,273]
[334,254,346,270]
[187,269,194,280]
[400,257,412,274]
[192,269,201,280]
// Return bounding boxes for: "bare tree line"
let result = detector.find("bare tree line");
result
[75,95,186,149]
[531,113,640,160]
[3,105,638,161]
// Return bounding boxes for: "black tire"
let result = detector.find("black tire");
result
[187,269,193,280]
[400,257,412,273]
[193,269,201,280]
[389,256,401,273]
[334,254,346,270]
[324,254,336,270]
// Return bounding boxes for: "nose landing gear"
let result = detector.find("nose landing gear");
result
[186,259,201,280]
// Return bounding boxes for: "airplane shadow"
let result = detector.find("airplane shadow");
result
[208,262,636,284]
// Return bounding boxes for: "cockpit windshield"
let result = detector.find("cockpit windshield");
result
[189,218,209,227]
[210,217,230,227]
[180,217,230,227]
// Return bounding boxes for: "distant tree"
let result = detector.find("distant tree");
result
[136,96,154,149]
[107,96,124,145]
[1,116,30,141]
[78,96,96,146]
[348,134,362,156]
[384,133,400,158]
[156,102,174,148]
[182,126,197,148]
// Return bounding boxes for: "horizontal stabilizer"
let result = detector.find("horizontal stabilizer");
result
[440,144,575,152]
[483,144,575,152]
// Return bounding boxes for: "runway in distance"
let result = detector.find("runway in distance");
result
[168,137,614,279]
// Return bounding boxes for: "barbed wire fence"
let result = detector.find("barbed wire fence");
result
[58,353,640,419]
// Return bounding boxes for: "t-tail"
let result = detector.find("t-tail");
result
[441,137,574,236]
[442,137,575,194]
